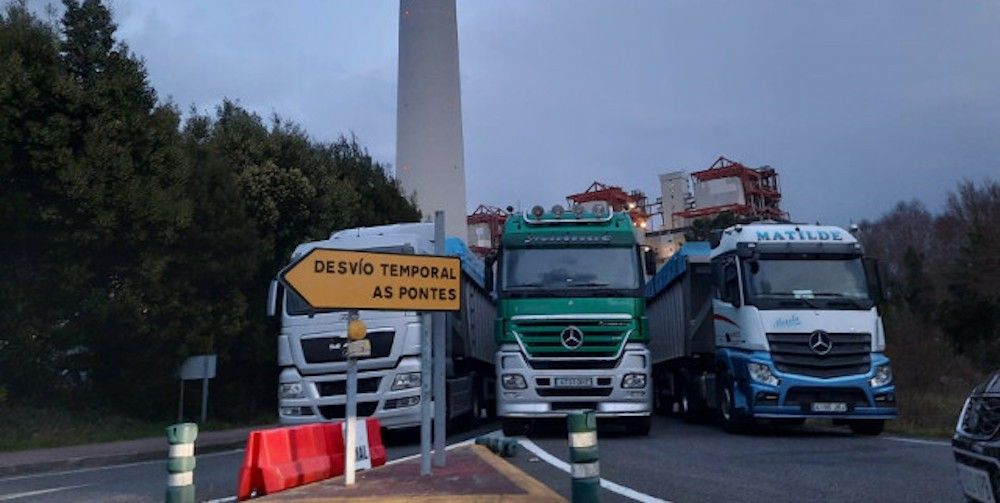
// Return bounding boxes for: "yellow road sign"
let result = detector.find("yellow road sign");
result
[280,248,461,312]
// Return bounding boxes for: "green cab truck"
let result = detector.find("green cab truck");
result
[486,204,654,435]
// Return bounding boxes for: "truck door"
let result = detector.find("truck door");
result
[712,255,743,348]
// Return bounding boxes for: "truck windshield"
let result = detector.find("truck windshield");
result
[742,256,874,310]
[502,247,641,296]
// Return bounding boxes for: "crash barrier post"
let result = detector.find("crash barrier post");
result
[165,422,198,503]
[567,410,599,503]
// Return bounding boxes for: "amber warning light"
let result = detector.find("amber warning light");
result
[280,248,461,312]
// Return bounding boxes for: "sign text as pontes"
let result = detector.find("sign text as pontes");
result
[280,248,461,312]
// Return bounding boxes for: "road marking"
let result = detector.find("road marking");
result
[202,497,237,503]
[883,436,950,447]
[518,438,671,503]
[0,483,92,501]
[0,449,244,483]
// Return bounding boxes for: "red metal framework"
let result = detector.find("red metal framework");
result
[675,156,787,221]
[466,205,509,255]
[566,181,649,228]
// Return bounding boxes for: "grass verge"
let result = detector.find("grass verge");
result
[0,406,275,452]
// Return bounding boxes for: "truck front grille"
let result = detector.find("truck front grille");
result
[301,330,394,364]
[766,332,871,378]
[513,319,630,359]
[317,377,382,397]
[318,402,378,420]
[960,397,1000,439]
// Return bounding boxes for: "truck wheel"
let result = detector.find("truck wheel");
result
[848,419,884,436]
[625,416,651,435]
[718,373,751,434]
[502,418,529,437]
[679,379,709,424]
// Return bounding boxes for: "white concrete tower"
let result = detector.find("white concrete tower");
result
[396,0,467,238]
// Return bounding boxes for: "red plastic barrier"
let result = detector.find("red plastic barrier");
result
[236,418,385,500]
[365,417,387,468]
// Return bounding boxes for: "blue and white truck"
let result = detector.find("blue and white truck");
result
[646,223,897,434]
[267,223,496,429]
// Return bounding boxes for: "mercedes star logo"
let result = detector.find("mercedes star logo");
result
[809,330,833,356]
[560,326,584,350]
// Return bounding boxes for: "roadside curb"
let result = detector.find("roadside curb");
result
[0,434,251,478]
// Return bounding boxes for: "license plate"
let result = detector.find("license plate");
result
[956,464,997,503]
[811,402,848,412]
[555,377,592,388]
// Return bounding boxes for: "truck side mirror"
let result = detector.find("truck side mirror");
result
[267,279,279,317]
[484,252,497,293]
[643,247,658,276]
[863,257,885,303]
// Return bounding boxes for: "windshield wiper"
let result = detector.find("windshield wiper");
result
[812,292,869,309]
[505,283,562,297]
[565,281,610,288]
[757,293,821,309]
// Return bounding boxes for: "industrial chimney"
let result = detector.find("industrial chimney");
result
[395,0,467,238]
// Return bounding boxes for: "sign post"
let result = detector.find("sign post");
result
[177,355,217,423]
[277,231,461,479]
[432,211,447,468]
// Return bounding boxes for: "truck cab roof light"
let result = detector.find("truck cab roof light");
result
[573,204,585,218]
[531,205,545,218]
[552,205,565,218]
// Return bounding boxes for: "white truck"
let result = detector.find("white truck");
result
[646,223,897,434]
[267,223,497,429]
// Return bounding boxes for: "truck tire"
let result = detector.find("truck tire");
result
[848,419,884,436]
[625,416,651,435]
[717,373,751,434]
[678,377,709,424]
[502,418,529,437]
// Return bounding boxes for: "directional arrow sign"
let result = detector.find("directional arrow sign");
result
[280,248,461,312]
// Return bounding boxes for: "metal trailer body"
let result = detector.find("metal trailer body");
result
[492,209,653,435]
[269,223,496,429]
[647,223,897,433]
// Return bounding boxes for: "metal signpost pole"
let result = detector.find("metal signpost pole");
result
[345,356,357,485]
[420,312,432,475]
[344,311,360,486]
[200,358,209,423]
[433,211,447,467]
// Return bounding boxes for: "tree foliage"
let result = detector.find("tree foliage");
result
[0,1,418,419]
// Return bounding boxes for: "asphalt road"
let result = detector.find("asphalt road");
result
[0,416,964,502]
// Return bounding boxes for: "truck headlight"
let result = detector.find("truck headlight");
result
[501,374,527,390]
[870,364,892,388]
[279,382,305,399]
[622,373,647,389]
[391,372,421,390]
[747,362,780,387]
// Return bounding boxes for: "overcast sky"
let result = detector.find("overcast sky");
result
[33,1,1000,225]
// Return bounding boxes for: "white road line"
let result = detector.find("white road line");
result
[202,497,237,503]
[883,436,951,447]
[0,449,245,483]
[0,483,92,501]
[518,438,671,503]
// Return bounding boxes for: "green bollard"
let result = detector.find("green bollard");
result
[567,410,599,503]
[165,423,198,503]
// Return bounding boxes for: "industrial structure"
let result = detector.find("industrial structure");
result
[395,0,467,239]
[675,156,785,221]
[466,205,508,255]
[566,181,649,229]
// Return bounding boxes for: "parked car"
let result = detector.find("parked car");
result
[953,371,1000,503]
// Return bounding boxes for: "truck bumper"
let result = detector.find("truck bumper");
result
[278,357,424,430]
[720,350,898,420]
[496,344,652,418]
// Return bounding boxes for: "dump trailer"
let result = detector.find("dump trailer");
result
[267,223,496,429]
[488,205,654,435]
[646,223,897,434]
